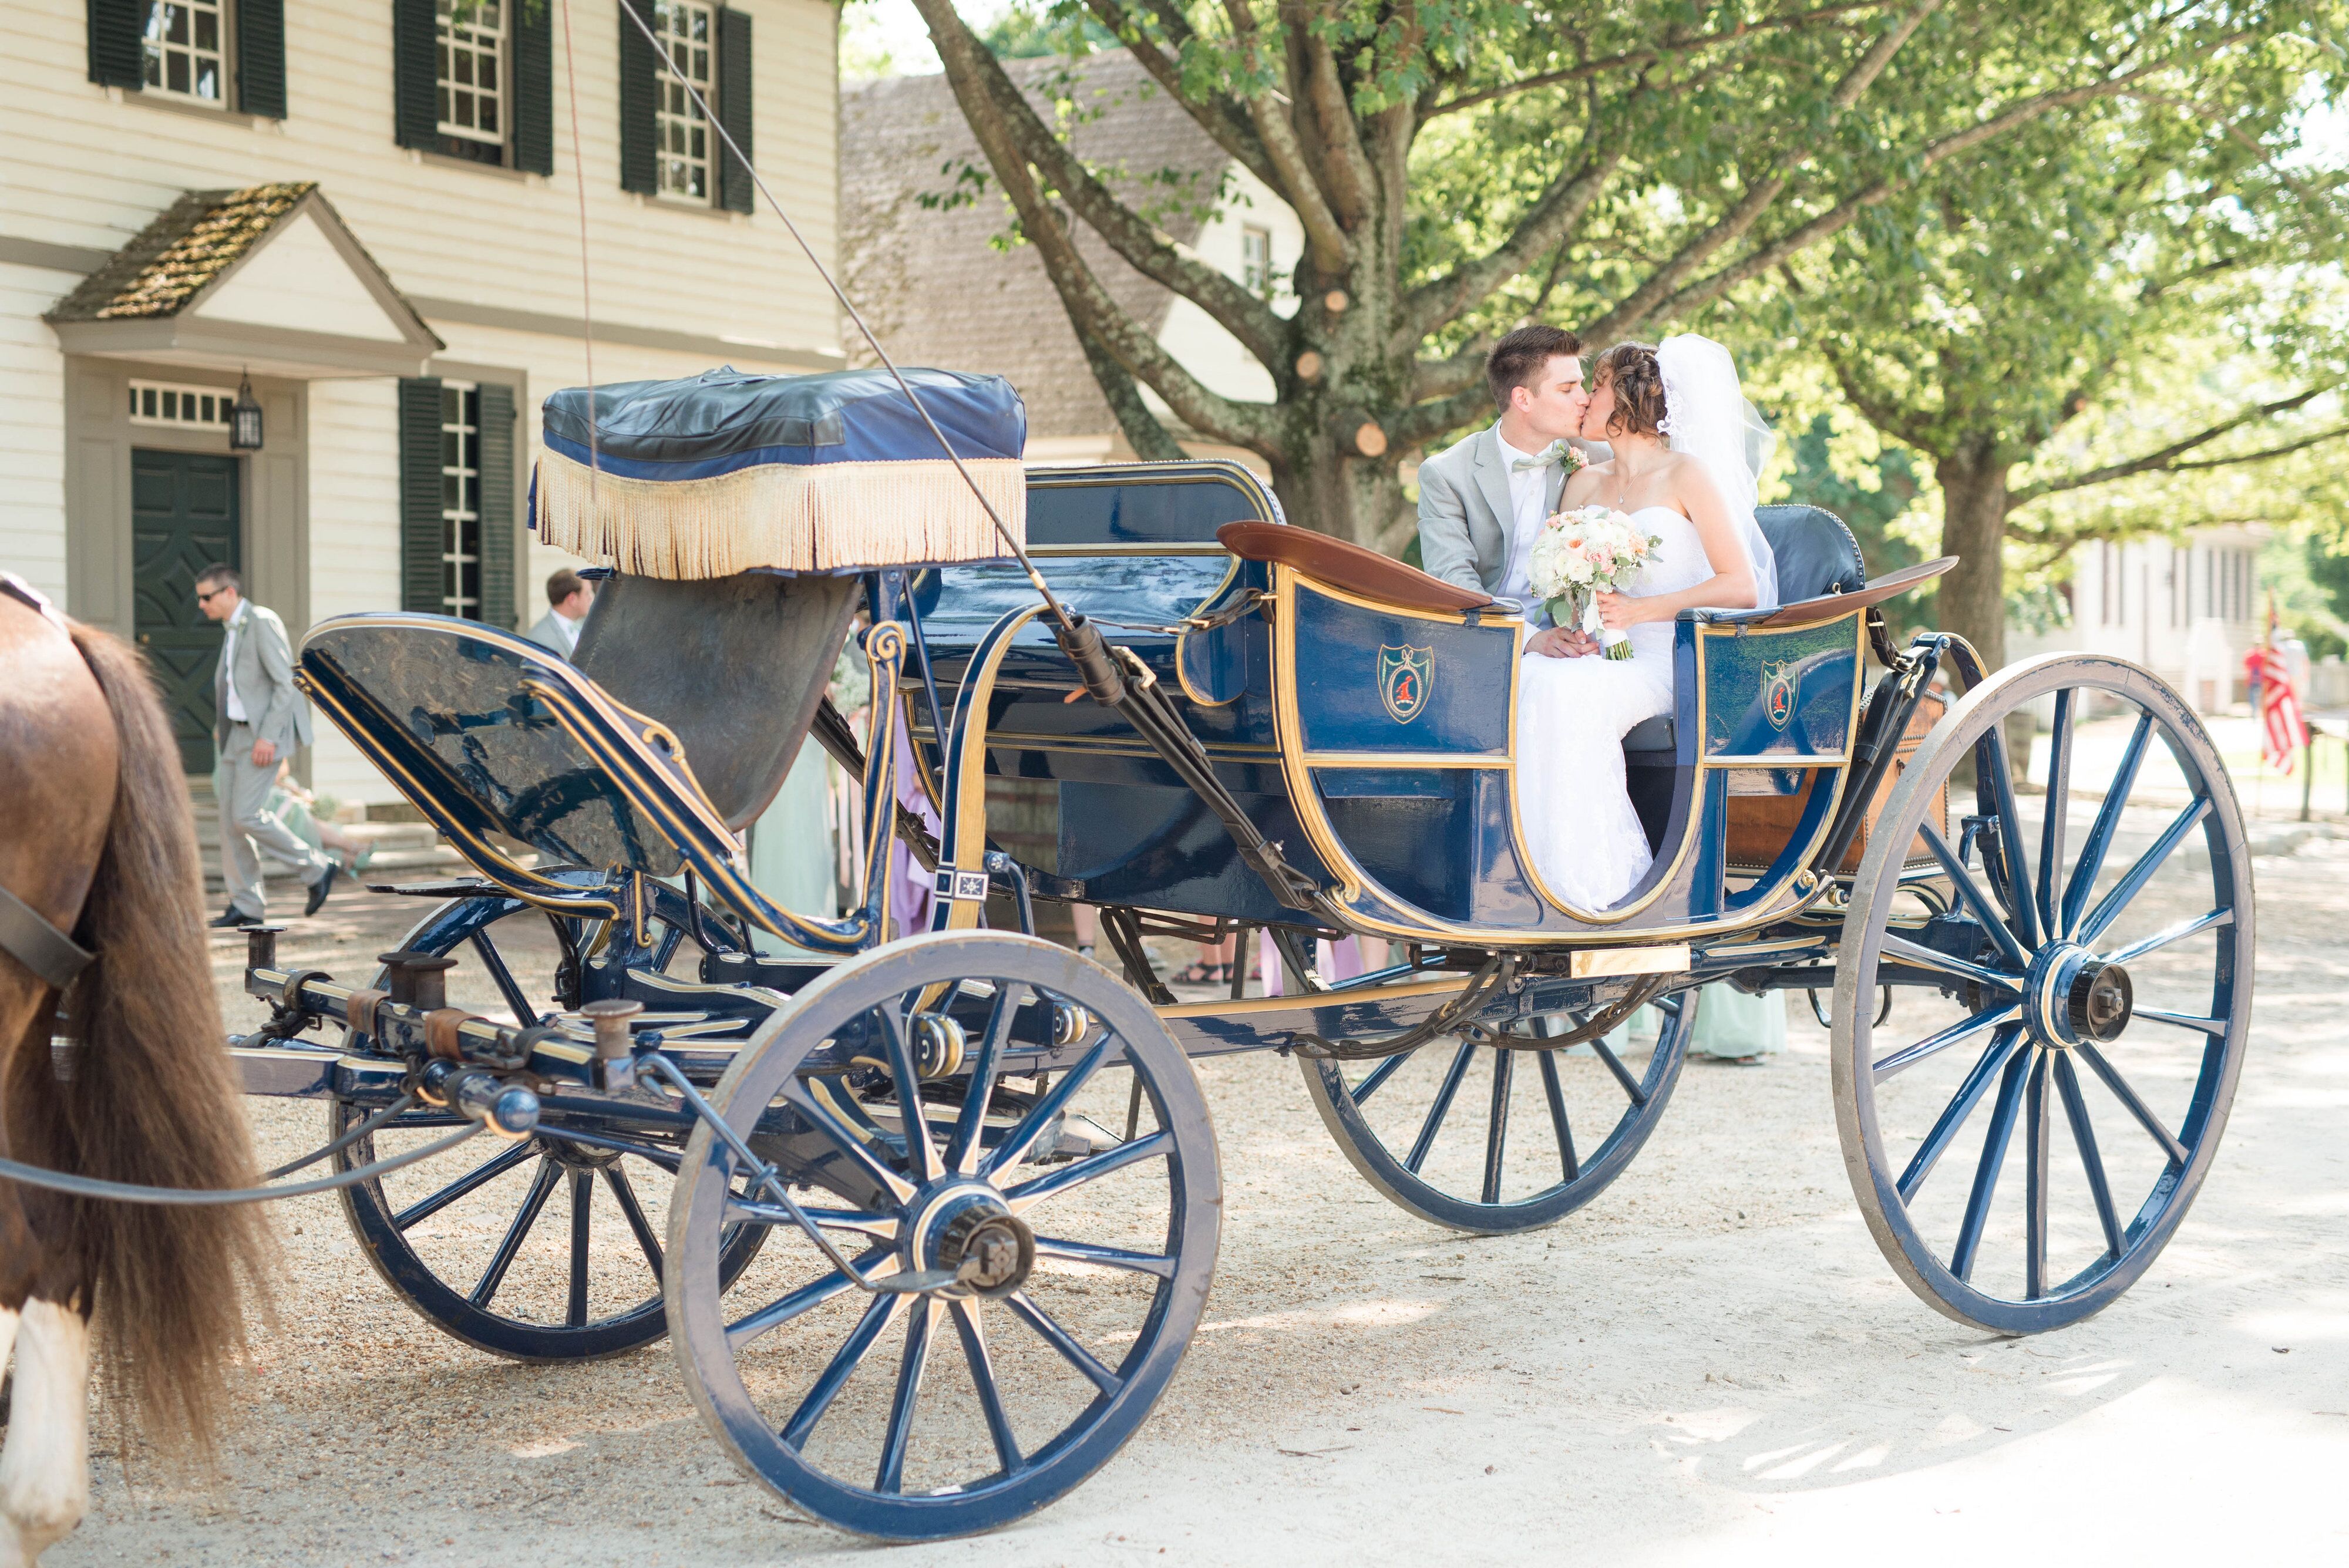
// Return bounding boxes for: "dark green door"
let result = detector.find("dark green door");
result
[131,449,241,773]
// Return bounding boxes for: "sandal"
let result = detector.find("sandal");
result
[1172,961,1221,985]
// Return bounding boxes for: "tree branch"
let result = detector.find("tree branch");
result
[911,0,1291,368]
[1079,0,1289,196]
[2013,390,2347,502]
[911,0,1280,452]
[1384,385,1495,450]
[1411,344,1489,403]
[1283,2,1377,229]
[1816,335,1938,452]
[1213,0,1354,271]
[1398,136,1629,348]
[1073,319,1189,460]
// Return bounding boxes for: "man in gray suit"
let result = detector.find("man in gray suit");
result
[1418,323,1602,657]
[197,564,336,927]
[526,567,595,656]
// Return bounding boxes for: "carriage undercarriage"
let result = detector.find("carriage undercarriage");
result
[216,450,2252,1540]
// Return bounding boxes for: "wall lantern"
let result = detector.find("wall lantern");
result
[229,371,264,451]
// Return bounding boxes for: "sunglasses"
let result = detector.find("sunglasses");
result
[196,587,228,603]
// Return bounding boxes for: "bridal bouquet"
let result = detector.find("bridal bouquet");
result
[1525,506,1663,661]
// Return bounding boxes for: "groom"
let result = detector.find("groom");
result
[1418,324,1603,656]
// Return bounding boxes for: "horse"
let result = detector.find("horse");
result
[0,576,271,1565]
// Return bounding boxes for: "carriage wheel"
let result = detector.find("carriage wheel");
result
[1833,654,2254,1334]
[665,933,1219,1540]
[1296,988,1696,1235]
[332,894,765,1361]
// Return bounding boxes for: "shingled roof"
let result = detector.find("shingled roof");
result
[841,54,1233,441]
[48,183,321,322]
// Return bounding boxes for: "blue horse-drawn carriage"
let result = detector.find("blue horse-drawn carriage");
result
[231,367,2254,1540]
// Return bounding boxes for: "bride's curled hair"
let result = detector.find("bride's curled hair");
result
[1594,342,1668,439]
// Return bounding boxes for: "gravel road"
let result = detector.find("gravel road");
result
[44,812,2349,1567]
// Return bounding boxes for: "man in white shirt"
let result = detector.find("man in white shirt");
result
[198,563,336,927]
[526,568,595,657]
[1417,323,1604,657]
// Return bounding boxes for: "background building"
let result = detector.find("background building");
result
[2011,526,2271,711]
[5,0,842,807]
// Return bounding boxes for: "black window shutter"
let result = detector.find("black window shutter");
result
[512,0,554,176]
[476,384,518,628]
[398,379,446,614]
[86,0,144,89]
[391,0,438,150]
[716,9,753,214]
[236,0,286,117]
[617,0,658,194]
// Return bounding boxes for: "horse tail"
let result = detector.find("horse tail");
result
[19,622,275,1458]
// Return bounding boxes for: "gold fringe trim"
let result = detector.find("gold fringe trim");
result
[534,449,1027,578]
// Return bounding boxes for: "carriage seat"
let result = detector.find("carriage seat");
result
[1623,504,1867,766]
[1216,522,1496,615]
[571,569,861,829]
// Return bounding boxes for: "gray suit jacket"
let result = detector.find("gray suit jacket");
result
[213,600,312,756]
[1417,425,1598,608]
[526,610,581,657]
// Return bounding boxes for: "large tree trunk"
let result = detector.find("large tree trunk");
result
[1934,445,2013,669]
[1268,436,1407,547]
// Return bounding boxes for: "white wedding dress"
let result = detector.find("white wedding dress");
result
[1514,505,1712,911]
[1512,334,1782,914]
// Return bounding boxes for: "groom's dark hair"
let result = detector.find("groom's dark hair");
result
[1486,324,1584,410]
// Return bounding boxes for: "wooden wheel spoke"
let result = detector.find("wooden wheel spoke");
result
[983,1039,1112,1180]
[782,1083,917,1205]
[1001,1129,1172,1215]
[2059,713,2155,938]
[2025,1053,2050,1300]
[2101,907,2233,966]
[726,1246,892,1352]
[1004,1289,1121,1395]
[950,1300,1025,1478]
[600,1164,665,1279]
[945,983,1021,1176]
[1872,1001,2022,1082]
[566,1170,593,1328]
[2075,797,2213,946]
[874,1301,938,1494]
[470,1157,563,1308]
[2053,1053,2123,1259]
[1348,1052,1410,1108]
[1030,1236,1177,1278]
[1482,1047,1515,1205]
[392,1139,536,1231]
[1892,849,2030,977]
[1405,1041,1478,1174]
[2035,689,2074,935]
[469,930,543,1028]
[1536,1049,1579,1181]
[1950,1047,2033,1283]
[1587,1034,1648,1108]
[1897,1030,2022,1203]
[781,1290,904,1448]
[2075,1043,2188,1167]
[1978,724,2041,951]
[877,1002,940,1185]
[2132,1007,2228,1036]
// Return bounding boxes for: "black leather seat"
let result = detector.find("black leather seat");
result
[1622,504,1865,766]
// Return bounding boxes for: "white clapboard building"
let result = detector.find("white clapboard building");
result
[2011,527,2271,712]
[4,0,841,806]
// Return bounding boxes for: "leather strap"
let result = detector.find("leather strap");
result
[0,883,94,992]
[424,1008,470,1062]
[0,571,71,635]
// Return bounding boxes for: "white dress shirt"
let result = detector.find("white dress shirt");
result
[551,608,584,654]
[1493,427,1556,627]
[220,600,250,724]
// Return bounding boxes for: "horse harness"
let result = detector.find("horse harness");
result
[0,571,99,991]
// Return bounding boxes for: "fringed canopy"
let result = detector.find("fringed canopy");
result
[533,366,1027,577]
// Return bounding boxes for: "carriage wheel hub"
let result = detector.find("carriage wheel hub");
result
[910,1184,1034,1298]
[2027,943,2132,1047]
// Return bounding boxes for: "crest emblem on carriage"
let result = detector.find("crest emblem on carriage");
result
[1378,644,1433,724]
[1761,659,1801,730]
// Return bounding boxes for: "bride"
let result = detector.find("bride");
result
[1516,335,1779,911]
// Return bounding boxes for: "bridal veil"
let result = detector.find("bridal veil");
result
[1655,335,1780,611]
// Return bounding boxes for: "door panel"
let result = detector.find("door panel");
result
[132,449,241,772]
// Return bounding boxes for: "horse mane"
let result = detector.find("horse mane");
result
[9,621,277,1461]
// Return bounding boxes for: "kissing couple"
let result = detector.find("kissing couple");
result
[1416,325,1780,914]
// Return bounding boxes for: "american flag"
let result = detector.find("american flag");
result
[2246,642,2308,774]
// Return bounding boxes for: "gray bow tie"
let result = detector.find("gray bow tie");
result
[1511,440,1568,472]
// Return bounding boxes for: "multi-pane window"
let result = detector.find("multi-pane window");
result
[144,0,226,103]
[437,0,506,164]
[1240,226,1272,298]
[654,0,716,201]
[128,378,234,430]
[440,383,483,619]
